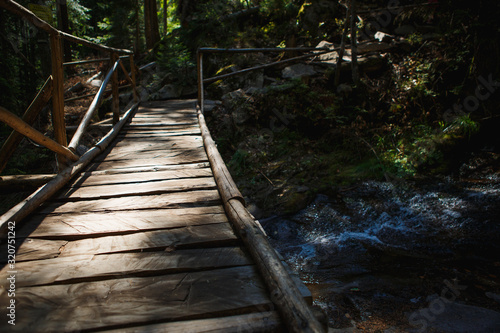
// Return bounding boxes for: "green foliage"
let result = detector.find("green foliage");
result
[155,35,196,85]
[444,114,480,139]
[94,0,136,48]
[68,0,92,36]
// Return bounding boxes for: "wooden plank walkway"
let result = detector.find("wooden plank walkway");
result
[0,100,313,332]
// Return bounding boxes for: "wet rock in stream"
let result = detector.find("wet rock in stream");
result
[260,178,500,331]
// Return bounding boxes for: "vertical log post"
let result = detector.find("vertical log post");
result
[130,55,138,102]
[111,53,120,124]
[50,32,68,170]
[197,50,204,113]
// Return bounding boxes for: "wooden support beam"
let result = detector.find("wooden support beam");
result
[197,108,326,333]
[64,84,132,103]
[111,53,120,124]
[63,57,110,66]
[0,107,79,162]
[68,58,120,151]
[0,76,53,173]
[0,174,57,192]
[197,51,204,113]
[119,59,138,103]
[50,32,68,170]
[130,55,138,102]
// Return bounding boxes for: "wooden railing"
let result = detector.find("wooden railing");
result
[195,47,333,333]
[196,46,337,113]
[0,0,140,233]
[0,0,139,173]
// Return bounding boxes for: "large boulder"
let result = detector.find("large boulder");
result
[151,84,181,100]
[282,64,317,79]
[358,41,392,54]
[222,89,252,125]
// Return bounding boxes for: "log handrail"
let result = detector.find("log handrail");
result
[197,107,325,333]
[0,0,139,172]
[0,0,132,55]
[68,58,121,151]
[0,107,79,162]
[196,46,334,113]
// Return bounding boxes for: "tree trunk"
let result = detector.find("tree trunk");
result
[135,0,141,54]
[144,0,161,50]
[163,0,168,36]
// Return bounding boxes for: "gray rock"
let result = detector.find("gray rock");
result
[181,85,198,97]
[137,87,149,101]
[315,40,335,50]
[153,84,181,100]
[90,79,102,88]
[222,89,252,125]
[374,31,394,43]
[486,292,500,304]
[358,41,392,54]
[282,64,317,79]
[408,298,500,333]
[244,70,264,90]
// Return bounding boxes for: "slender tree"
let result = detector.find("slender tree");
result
[144,0,161,49]
[163,0,168,36]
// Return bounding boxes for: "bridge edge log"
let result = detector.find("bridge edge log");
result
[197,107,326,333]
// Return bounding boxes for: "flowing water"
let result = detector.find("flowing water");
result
[261,173,500,331]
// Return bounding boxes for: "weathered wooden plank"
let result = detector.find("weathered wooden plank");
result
[129,119,199,126]
[106,311,282,333]
[57,177,217,200]
[0,238,68,262]
[100,135,204,151]
[39,190,222,214]
[95,146,207,162]
[90,153,209,170]
[131,113,197,119]
[72,162,210,177]
[123,122,199,128]
[0,266,272,333]
[70,167,213,187]
[118,128,201,138]
[19,206,227,238]
[7,222,238,262]
[123,124,200,132]
[0,247,251,287]
[94,137,205,160]
[112,135,203,146]
[139,100,197,111]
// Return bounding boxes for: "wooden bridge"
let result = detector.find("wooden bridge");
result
[0,1,326,332]
[0,99,324,332]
